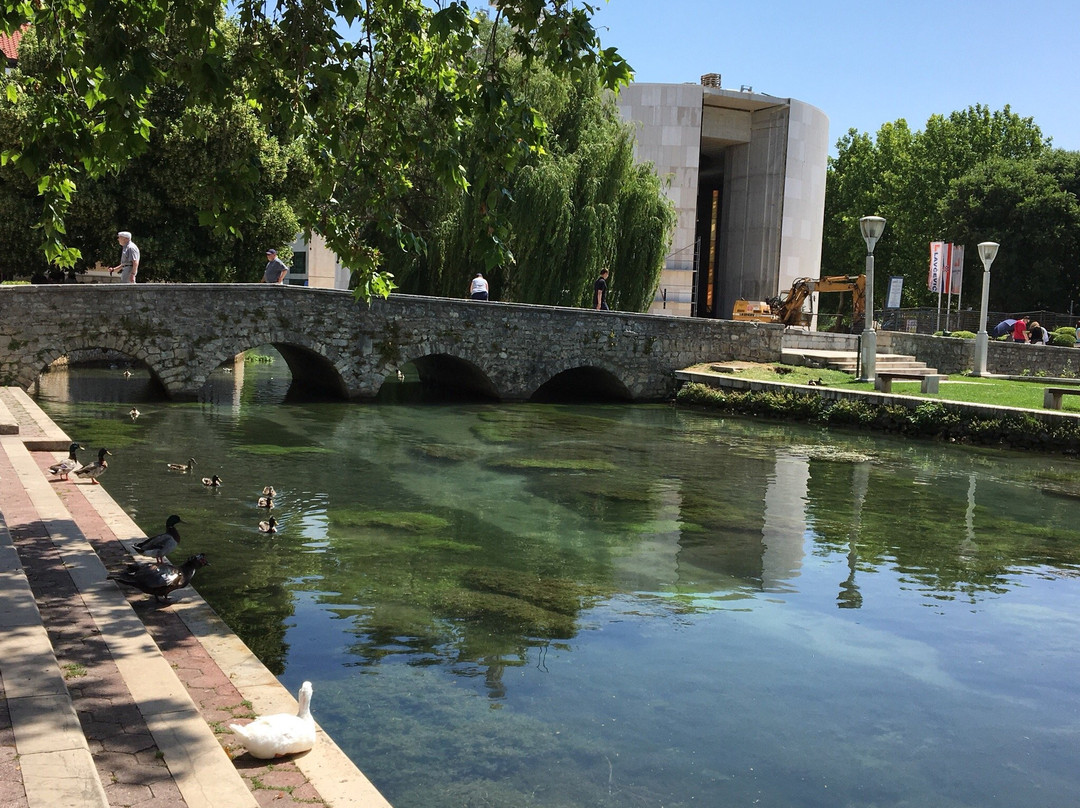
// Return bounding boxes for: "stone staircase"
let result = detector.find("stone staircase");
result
[781,349,943,378]
[0,386,393,808]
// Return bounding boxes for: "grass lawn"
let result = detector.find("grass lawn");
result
[686,363,1080,413]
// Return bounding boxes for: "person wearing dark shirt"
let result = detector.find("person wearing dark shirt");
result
[593,268,610,311]
[262,248,289,284]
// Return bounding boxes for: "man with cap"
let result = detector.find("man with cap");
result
[262,249,289,284]
[111,231,140,283]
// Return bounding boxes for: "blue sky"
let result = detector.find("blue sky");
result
[589,0,1079,152]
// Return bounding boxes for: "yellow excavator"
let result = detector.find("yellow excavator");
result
[732,275,866,330]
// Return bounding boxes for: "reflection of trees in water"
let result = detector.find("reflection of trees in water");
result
[806,455,1080,606]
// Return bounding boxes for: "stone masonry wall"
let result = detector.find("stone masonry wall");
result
[0,286,784,401]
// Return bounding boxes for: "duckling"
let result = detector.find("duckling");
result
[202,474,222,487]
[261,485,276,498]
[111,554,209,603]
[257,494,274,509]
[122,369,132,378]
[229,681,316,759]
[168,458,197,472]
[129,407,140,420]
[48,442,84,480]
[133,514,183,563]
[74,448,111,484]
[259,516,278,534]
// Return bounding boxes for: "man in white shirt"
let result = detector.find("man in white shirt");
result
[469,272,489,301]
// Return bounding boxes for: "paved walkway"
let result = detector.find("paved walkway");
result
[0,387,392,808]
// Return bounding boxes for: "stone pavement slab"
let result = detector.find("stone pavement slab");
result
[2,435,260,808]
[0,498,107,808]
[1,389,394,808]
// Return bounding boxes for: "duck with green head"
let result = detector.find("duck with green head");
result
[48,442,83,480]
[133,514,184,563]
[74,448,112,484]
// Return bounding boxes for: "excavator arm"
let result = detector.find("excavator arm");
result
[733,275,866,330]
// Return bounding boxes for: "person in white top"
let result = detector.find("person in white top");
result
[469,272,489,301]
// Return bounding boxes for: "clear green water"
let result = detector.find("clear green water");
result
[35,360,1080,808]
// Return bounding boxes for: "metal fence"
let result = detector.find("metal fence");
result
[880,308,1079,335]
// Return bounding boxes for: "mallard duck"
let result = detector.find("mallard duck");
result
[74,448,111,484]
[111,553,209,603]
[258,516,278,533]
[257,494,274,508]
[229,681,316,759]
[129,407,140,420]
[261,486,276,497]
[202,474,222,487]
[133,514,183,563]
[168,458,196,472]
[48,442,84,480]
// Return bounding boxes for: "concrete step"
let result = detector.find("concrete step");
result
[785,349,940,377]
[0,498,110,808]
[0,437,260,808]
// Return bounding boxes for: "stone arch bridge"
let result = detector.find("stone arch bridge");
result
[0,285,780,401]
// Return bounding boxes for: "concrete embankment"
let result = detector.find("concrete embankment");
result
[0,387,392,808]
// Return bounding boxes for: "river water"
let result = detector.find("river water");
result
[34,356,1080,808]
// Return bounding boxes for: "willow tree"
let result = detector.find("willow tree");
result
[382,62,674,311]
[0,0,630,298]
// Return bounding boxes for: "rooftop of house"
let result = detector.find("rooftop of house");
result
[1,25,27,64]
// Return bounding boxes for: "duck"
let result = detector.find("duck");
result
[74,448,112,484]
[258,516,278,534]
[133,514,183,563]
[229,681,316,759]
[257,494,274,508]
[168,458,197,472]
[111,553,209,603]
[129,407,140,420]
[261,486,276,498]
[202,474,223,487]
[48,442,84,480]
[122,369,132,378]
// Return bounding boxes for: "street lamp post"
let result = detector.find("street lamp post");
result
[858,216,886,382]
[973,241,999,376]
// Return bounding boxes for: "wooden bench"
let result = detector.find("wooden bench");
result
[874,373,942,394]
[1043,387,1080,409]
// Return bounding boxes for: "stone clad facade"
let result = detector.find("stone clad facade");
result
[617,80,830,319]
[0,285,782,401]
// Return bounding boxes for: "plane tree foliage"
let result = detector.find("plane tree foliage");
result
[377,56,675,311]
[0,22,305,281]
[0,0,631,296]
[822,104,1069,311]
[940,151,1080,310]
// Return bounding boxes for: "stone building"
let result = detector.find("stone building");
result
[616,75,830,319]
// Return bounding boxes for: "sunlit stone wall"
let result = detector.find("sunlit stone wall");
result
[0,285,784,401]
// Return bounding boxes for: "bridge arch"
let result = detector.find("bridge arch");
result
[393,352,501,402]
[530,365,634,403]
[190,333,353,401]
[25,337,167,396]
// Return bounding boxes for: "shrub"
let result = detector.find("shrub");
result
[824,399,875,426]
[950,330,977,340]
[675,381,1080,454]
[1051,327,1076,347]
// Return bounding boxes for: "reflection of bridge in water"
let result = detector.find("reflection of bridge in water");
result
[0,285,779,401]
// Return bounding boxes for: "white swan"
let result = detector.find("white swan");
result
[229,681,316,759]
